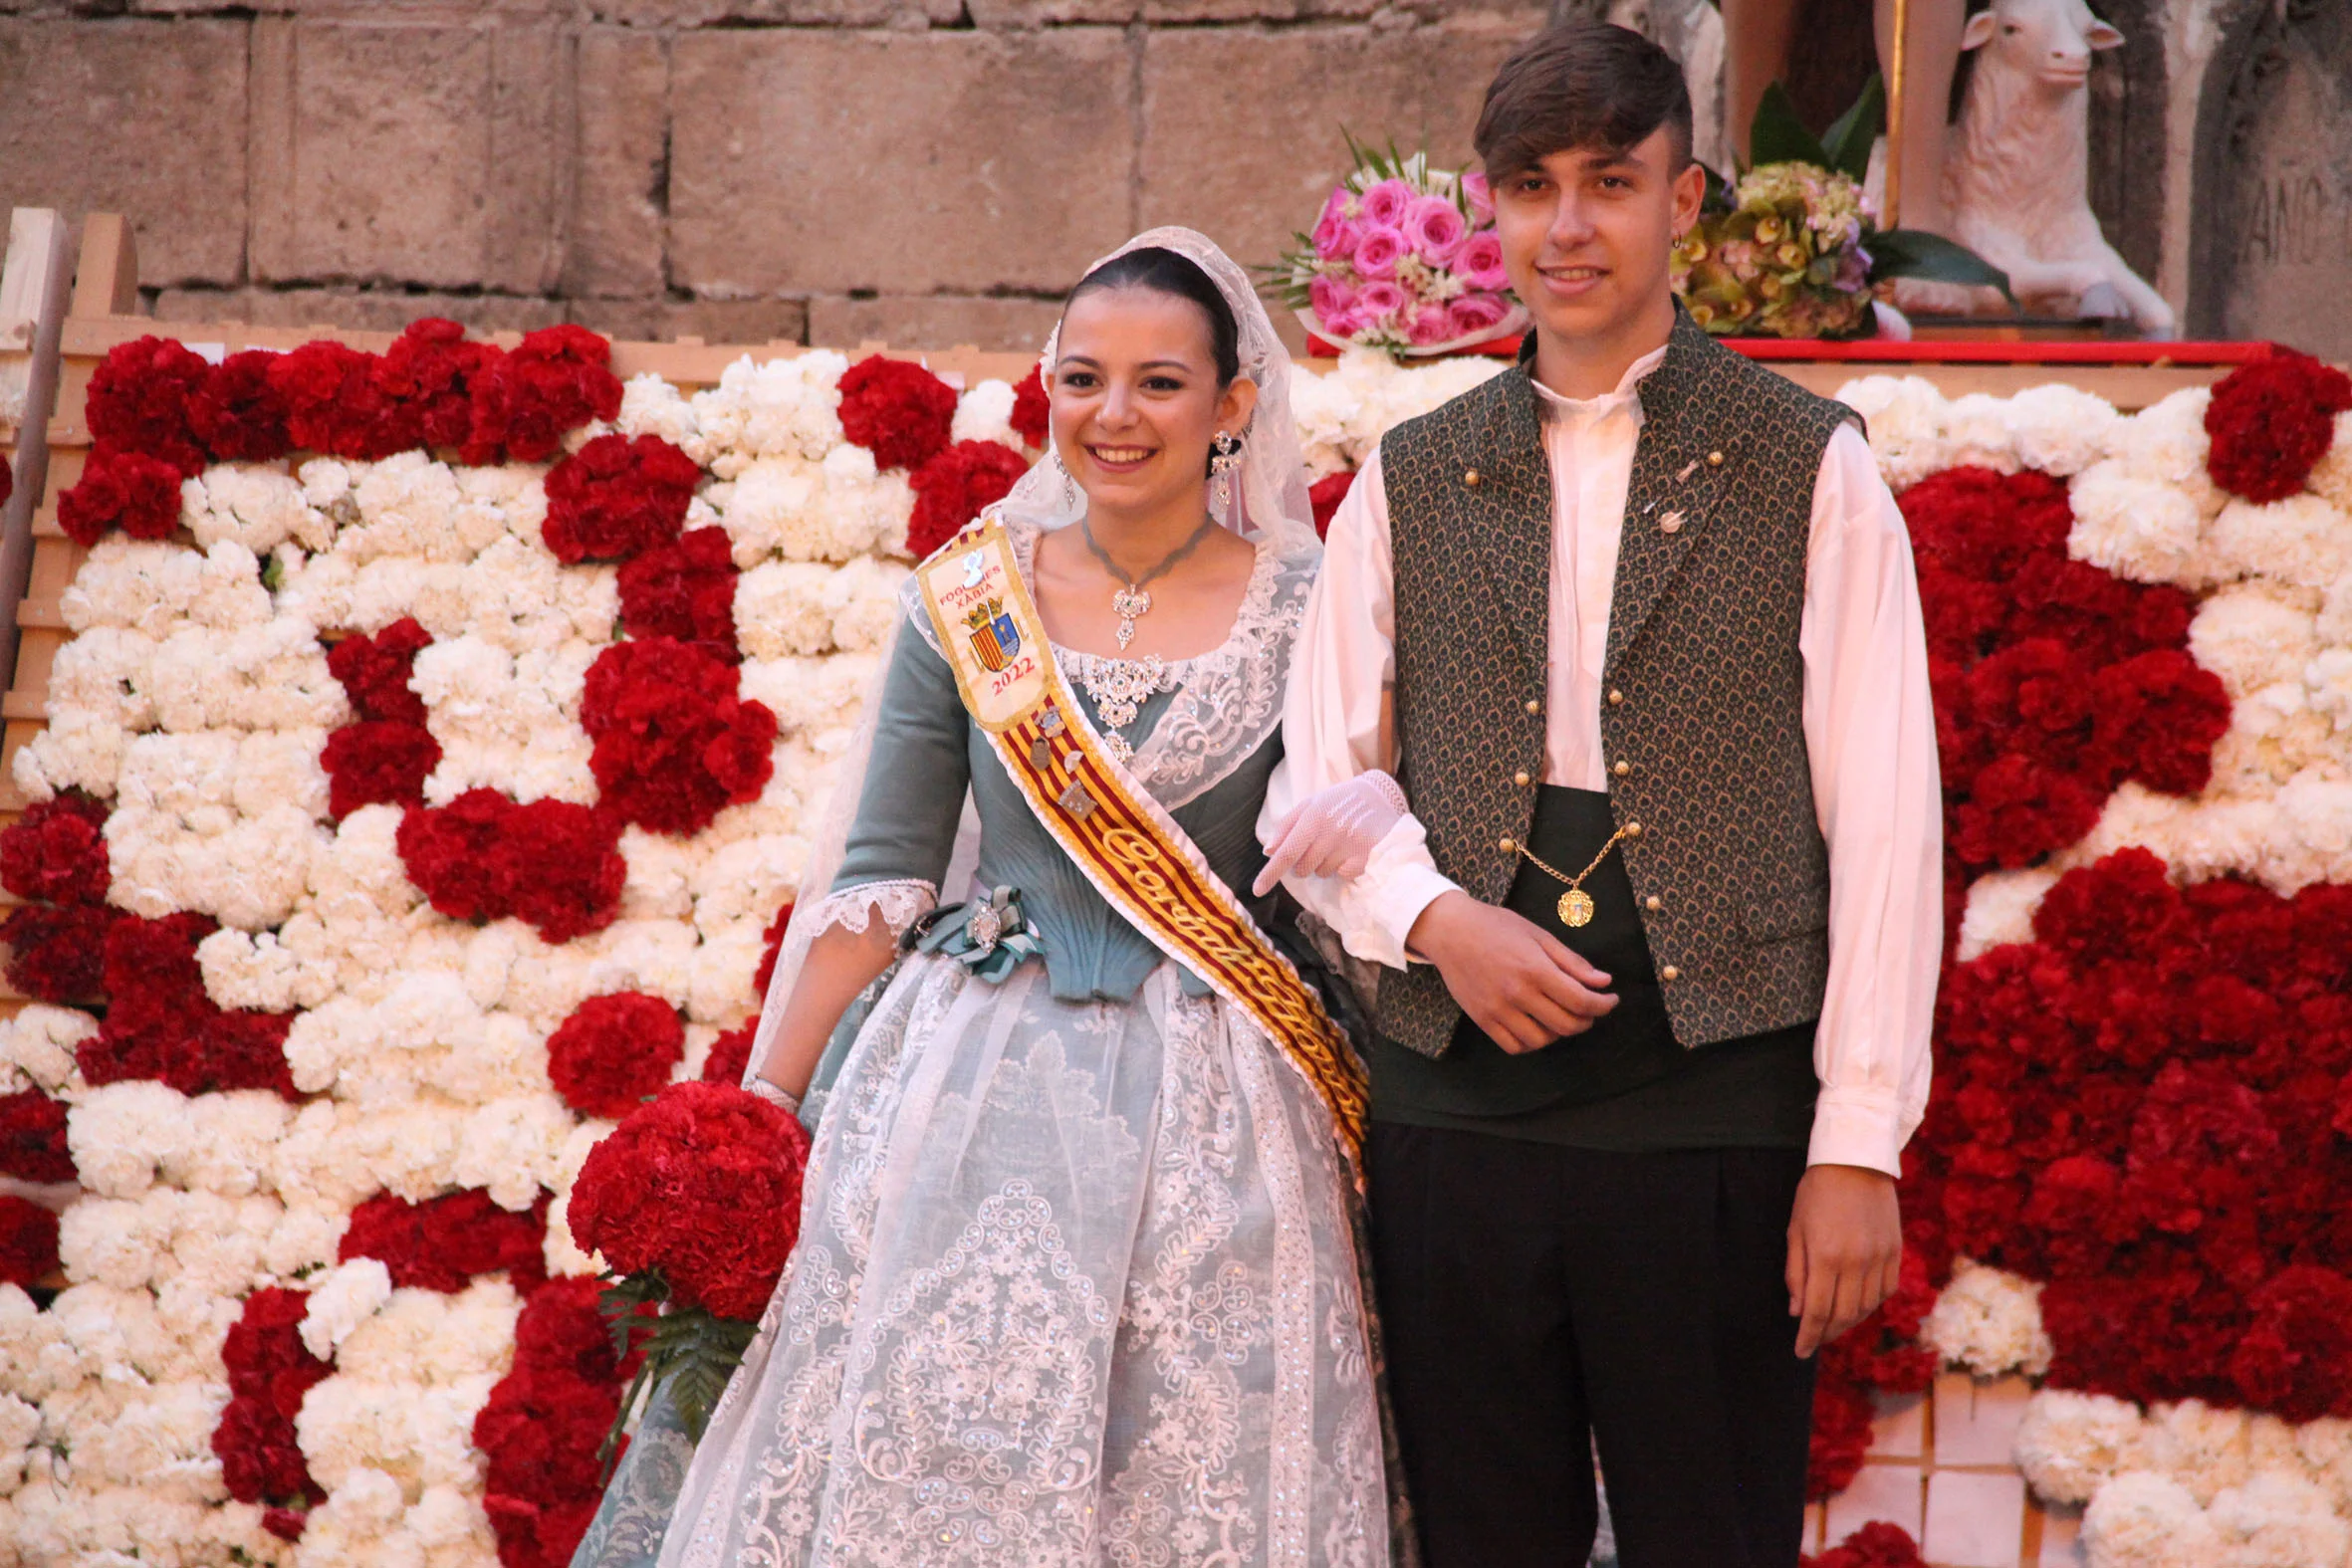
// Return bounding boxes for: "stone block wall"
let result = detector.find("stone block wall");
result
[0,0,2343,353]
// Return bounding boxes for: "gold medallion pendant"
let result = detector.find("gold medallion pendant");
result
[1558,888,1595,928]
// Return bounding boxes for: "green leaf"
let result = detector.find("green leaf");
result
[599,1272,669,1364]
[1749,83,1830,171]
[1869,227,2019,304]
[1822,76,1885,182]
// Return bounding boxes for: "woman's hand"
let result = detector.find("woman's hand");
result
[1253,771,1410,895]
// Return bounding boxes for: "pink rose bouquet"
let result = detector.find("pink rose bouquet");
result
[1265,137,1525,358]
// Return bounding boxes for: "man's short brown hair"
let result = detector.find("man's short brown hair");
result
[1474,18,1695,181]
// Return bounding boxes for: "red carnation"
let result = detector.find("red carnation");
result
[1804,1521,1929,1568]
[753,899,794,998]
[836,354,957,472]
[1805,1374,1874,1498]
[546,992,686,1119]
[474,1364,623,1568]
[322,720,441,818]
[397,788,513,924]
[214,1395,326,1510]
[58,444,184,547]
[2088,650,2232,796]
[908,439,1030,558]
[542,434,700,563]
[0,1090,72,1184]
[581,638,777,836]
[328,617,432,724]
[1009,364,1051,449]
[397,790,627,944]
[2229,1265,2352,1423]
[702,1021,755,1088]
[0,789,110,905]
[513,1275,639,1384]
[178,1008,300,1099]
[1309,471,1355,540]
[0,1196,58,1287]
[222,1286,335,1419]
[374,319,490,450]
[188,349,294,463]
[269,340,419,460]
[617,526,740,660]
[568,1080,811,1320]
[1949,755,2103,870]
[340,1188,550,1296]
[1,902,116,1002]
[86,335,212,476]
[2205,347,2352,503]
[465,324,621,465]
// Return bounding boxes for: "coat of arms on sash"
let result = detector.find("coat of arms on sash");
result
[918,515,1051,733]
[964,596,1022,672]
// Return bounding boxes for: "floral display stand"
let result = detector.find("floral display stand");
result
[1,213,2346,1568]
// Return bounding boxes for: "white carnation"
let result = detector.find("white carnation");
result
[56,1193,173,1290]
[616,370,708,462]
[187,464,331,558]
[544,1186,601,1277]
[310,804,426,920]
[14,707,130,799]
[2104,386,2224,511]
[115,731,239,823]
[2206,1469,2352,1568]
[184,538,275,629]
[581,918,700,1007]
[44,625,160,729]
[2004,382,2119,476]
[0,1006,95,1098]
[1941,391,2021,473]
[164,1091,293,1198]
[2210,493,2352,593]
[2307,646,2352,735]
[688,919,766,1023]
[60,537,188,636]
[0,1286,80,1401]
[74,1380,227,1498]
[269,1099,380,1211]
[689,349,847,467]
[2083,1471,2218,1567]
[829,557,914,652]
[2190,584,2321,698]
[263,1203,348,1283]
[2306,411,2352,512]
[451,1094,577,1212]
[1834,374,1954,491]
[2068,459,2213,586]
[1923,1258,2053,1378]
[66,1080,192,1199]
[951,378,1021,448]
[273,547,360,629]
[200,925,336,1013]
[163,1190,278,1298]
[739,652,876,738]
[735,560,842,658]
[619,827,700,920]
[1953,867,2057,962]
[340,451,469,563]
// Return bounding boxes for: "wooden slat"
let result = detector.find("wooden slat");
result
[69,215,139,321]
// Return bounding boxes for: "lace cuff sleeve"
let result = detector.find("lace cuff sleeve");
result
[806,879,939,941]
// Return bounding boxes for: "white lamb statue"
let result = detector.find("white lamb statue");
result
[1894,0,2177,336]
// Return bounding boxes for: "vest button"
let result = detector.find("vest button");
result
[1514,770,1531,787]
[1463,469,1481,486]
[1498,836,1517,853]
[1623,820,1643,837]
[1612,760,1632,778]
[1525,699,1540,716]
[1660,965,1681,982]
[1707,450,1725,467]
[1607,689,1624,706]
[1644,894,1662,912]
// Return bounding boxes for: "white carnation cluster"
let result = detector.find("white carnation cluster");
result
[1291,348,1509,480]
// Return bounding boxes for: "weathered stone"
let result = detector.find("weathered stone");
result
[249,17,572,294]
[668,29,1136,297]
[566,28,668,300]
[808,294,1060,352]
[967,0,1142,26]
[569,295,811,343]
[0,18,250,288]
[585,0,960,25]
[153,287,562,334]
[1138,20,1527,273]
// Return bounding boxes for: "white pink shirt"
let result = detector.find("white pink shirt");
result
[1261,348,1941,1177]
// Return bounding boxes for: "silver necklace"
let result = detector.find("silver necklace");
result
[1079,514,1220,650]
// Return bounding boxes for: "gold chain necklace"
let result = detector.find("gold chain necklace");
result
[1079,514,1220,649]
[1514,825,1629,929]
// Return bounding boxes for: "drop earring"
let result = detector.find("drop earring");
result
[1210,431,1243,512]
[1053,448,1080,511]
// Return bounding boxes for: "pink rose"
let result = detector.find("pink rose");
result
[1456,231,1510,292]
[1313,213,1364,262]
[1359,178,1414,229]
[1308,273,1360,330]
[1352,226,1408,281]
[1355,281,1408,322]
[1402,195,1469,267]
[1447,294,1512,338]
[1318,186,1354,228]
[1461,170,1495,224]
[1406,305,1457,347]
[1316,304,1369,342]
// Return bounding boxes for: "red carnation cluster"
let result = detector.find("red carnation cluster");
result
[0,1090,74,1184]
[1803,1522,1928,1568]
[271,340,420,461]
[395,790,627,943]
[567,1080,812,1320]
[187,349,293,463]
[542,434,701,563]
[836,354,957,472]
[0,1195,59,1288]
[57,445,183,548]
[474,1278,638,1568]
[211,1287,333,1534]
[322,618,440,818]
[1009,364,1051,449]
[701,1021,756,1088]
[546,992,686,1119]
[464,324,623,465]
[85,335,213,476]
[2204,347,2352,503]
[1309,471,1355,540]
[581,638,777,836]
[339,1188,551,1296]
[75,912,299,1099]
[1,903,116,1003]
[908,439,1030,558]
[618,526,741,660]
[1807,1251,1939,1497]
[376,318,492,451]
[1901,848,2352,1424]
[1900,467,2228,874]
[0,789,110,908]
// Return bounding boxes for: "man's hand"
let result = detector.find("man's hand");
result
[1785,1163,1902,1358]
[1405,891,1616,1053]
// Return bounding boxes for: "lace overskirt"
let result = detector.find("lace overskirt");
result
[598,951,1388,1568]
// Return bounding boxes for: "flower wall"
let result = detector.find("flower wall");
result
[1,322,2347,1568]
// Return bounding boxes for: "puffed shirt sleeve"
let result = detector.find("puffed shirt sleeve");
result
[1259,446,1462,969]
[1801,422,1943,1177]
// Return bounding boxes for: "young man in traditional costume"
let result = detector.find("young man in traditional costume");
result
[1257,19,1941,1566]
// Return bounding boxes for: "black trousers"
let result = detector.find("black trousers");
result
[1368,1124,1815,1568]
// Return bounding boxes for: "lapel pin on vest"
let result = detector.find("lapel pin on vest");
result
[1675,458,1701,482]
[1659,510,1684,535]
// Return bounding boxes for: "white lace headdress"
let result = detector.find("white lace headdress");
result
[741,226,1319,1090]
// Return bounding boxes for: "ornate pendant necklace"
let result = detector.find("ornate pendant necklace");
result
[1079,514,1220,650]
[1513,823,1632,929]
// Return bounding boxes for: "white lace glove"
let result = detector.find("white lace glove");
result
[1252,771,1410,896]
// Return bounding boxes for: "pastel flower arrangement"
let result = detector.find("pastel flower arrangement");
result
[1267,141,1526,357]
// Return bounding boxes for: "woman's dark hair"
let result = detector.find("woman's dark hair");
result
[1475,18,1694,181]
[1064,247,1243,387]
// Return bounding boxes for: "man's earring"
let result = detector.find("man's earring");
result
[1210,431,1244,512]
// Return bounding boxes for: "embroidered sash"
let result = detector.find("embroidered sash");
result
[919,514,1369,1178]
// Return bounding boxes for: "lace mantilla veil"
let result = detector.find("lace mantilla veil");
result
[740,226,1321,1091]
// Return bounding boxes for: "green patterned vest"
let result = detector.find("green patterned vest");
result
[1376,308,1857,1058]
